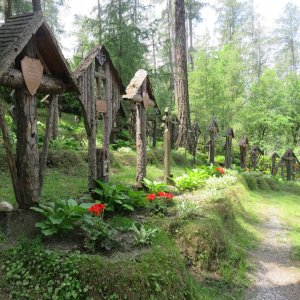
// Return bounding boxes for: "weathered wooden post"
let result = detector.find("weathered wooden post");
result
[123,70,157,188]
[224,128,234,168]
[74,46,125,187]
[170,115,179,149]
[162,108,171,184]
[250,146,263,171]
[281,149,300,181]
[0,11,79,208]
[208,118,219,165]
[191,122,201,165]
[239,134,249,169]
[271,152,280,176]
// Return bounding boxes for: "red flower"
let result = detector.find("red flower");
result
[88,203,105,216]
[147,193,156,201]
[165,193,173,200]
[216,167,225,175]
[157,191,166,197]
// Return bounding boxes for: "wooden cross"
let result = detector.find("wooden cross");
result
[162,107,172,184]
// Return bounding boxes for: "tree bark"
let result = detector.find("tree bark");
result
[4,0,12,22]
[135,103,146,187]
[15,88,40,208]
[15,38,40,209]
[39,94,56,190]
[0,102,22,204]
[174,0,191,147]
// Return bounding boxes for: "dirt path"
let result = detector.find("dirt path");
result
[245,208,300,300]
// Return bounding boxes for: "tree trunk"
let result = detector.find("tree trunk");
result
[15,88,40,208]
[175,0,191,147]
[32,0,41,11]
[240,147,247,169]
[4,0,12,21]
[39,94,56,189]
[97,0,102,43]
[188,15,194,69]
[0,102,22,204]
[135,103,146,187]
[15,38,40,209]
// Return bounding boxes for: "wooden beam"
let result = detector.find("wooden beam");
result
[94,71,107,80]
[0,68,72,93]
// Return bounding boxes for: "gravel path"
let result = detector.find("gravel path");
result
[245,208,300,300]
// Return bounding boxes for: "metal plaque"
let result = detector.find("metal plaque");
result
[21,56,44,96]
[96,100,107,113]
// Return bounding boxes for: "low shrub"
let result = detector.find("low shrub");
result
[243,174,259,190]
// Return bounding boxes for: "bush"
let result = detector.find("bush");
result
[256,177,271,191]
[243,174,258,190]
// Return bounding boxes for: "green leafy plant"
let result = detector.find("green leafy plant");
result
[49,136,81,150]
[80,214,116,252]
[146,192,174,216]
[2,240,90,300]
[31,199,88,236]
[93,180,146,212]
[176,199,201,219]
[111,139,133,150]
[129,223,159,246]
[142,178,169,194]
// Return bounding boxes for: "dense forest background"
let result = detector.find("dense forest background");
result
[0,0,300,153]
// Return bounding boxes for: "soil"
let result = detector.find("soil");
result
[245,208,300,300]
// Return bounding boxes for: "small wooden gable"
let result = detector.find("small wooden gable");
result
[251,146,263,155]
[271,152,280,159]
[208,117,219,133]
[123,69,157,108]
[239,134,249,147]
[0,11,78,93]
[281,148,300,164]
[74,45,125,93]
[74,45,125,135]
[224,128,234,138]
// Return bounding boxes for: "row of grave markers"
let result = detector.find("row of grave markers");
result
[163,117,300,183]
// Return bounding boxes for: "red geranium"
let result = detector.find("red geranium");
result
[88,203,105,216]
[165,193,173,200]
[216,167,225,175]
[157,191,166,197]
[147,193,156,201]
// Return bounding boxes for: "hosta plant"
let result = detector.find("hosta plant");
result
[31,199,89,236]
[129,223,159,246]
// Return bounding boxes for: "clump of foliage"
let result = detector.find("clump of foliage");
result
[146,191,174,216]
[142,178,169,194]
[176,199,201,219]
[80,206,117,253]
[174,165,225,191]
[129,223,159,246]
[49,136,81,150]
[1,240,90,300]
[93,180,146,212]
[31,199,88,236]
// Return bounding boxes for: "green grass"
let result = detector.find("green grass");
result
[245,187,300,261]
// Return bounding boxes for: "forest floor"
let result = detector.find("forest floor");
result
[245,192,300,300]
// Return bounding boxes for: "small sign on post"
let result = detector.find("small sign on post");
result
[96,100,107,113]
[21,56,44,96]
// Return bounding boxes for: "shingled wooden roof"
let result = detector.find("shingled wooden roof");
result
[122,69,157,106]
[0,11,79,93]
[74,45,125,94]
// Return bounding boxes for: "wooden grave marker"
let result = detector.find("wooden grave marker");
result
[239,134,249,169]
[224,128,234,168]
